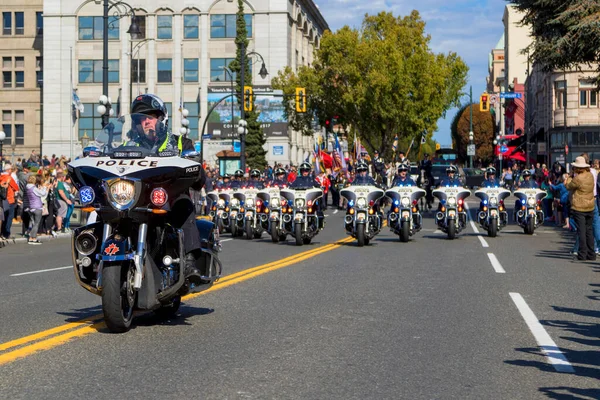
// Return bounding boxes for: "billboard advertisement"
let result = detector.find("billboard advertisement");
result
[207,86,288,138]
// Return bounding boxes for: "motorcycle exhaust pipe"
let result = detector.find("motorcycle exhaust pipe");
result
[283,214,292,223]
[436,212,445,220]
[344,215,354,224]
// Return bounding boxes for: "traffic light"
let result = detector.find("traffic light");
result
[480,93,489,112]
[295,87,306,113]
[324,119,332,133]
[243,86,253,112]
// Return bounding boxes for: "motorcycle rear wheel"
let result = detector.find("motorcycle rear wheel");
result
[356,224,366,247]
[488,219,498,238]
[270,221,280,243]
[447,220,456,240]
[399,220,410,242]
[102,262,136,333]
[295,223,303,246]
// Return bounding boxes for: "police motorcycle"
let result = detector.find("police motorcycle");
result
[514,188,546,234]
[281,187,324,246]
[257,186,287,243]
[432,169,470,240]
[386,186,426,242]
[474,187,510,237]
[232,187,262,239]
[340,185,385,246]
[68,114,221,332]
[208,188,233,234]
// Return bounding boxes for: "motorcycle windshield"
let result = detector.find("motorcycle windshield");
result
[433,187,471,202]
[341,186,384,203]
[385,187,426,202]
[474,188,511,202]
[514,189,546,202]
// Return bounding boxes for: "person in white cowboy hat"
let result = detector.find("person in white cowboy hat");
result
[565,156,596,261]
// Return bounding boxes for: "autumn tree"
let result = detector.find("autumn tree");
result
[272,11,468,161]
[451,104,494,164]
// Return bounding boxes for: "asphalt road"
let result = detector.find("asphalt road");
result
[0,199,599,399]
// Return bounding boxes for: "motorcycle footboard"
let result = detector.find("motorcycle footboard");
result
[137,255,162,310]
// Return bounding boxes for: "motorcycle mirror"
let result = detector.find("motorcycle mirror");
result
[83,146,103,157]
[181,150,200,159]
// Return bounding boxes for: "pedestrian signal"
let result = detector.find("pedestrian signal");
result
[480,93,489,112]
[295,87,307,113]
[244,86,253,112]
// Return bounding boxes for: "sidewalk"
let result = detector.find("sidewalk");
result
[1,220,72,246]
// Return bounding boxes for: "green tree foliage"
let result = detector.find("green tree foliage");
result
[512,0,600,79]
[228,0,267,169]
[450,104,494,163]
[272,11,468,161]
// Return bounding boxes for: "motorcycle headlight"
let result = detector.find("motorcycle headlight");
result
[295,198,305,208]
[401,197,410,207]
[246,198,255,207]
[271,198,280,208]
[447,197,457,206]
[489,197,498,206]
[527,197,536,206]
[357,197,367,208]
[108,179,136,209]
[230,198,240,207]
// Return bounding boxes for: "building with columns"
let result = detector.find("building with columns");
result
[42,0,328,167]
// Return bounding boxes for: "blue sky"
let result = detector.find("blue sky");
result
[315,0,508,145]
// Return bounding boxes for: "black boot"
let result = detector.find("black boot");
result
[184,253,203,287]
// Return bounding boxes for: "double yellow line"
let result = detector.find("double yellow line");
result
[0,236,354,366]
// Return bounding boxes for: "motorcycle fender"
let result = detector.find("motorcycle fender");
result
[216,209,224,217]
[230,210,238,218]
[100,236,133,262]
[294,212,305,222]
[356,212,367,223]
[245,211,254,219]
[401,210,410,220]
[270,211,280,221]
[490,209,498,218]
[528,209,536,216]
[447,209,457,219]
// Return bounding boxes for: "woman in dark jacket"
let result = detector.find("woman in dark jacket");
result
[565,156,596,261]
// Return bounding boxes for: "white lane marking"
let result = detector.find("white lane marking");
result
[433,230,443,234]
[465,202,489,247]
[220,238,233,242]
[509,292,575,373]
[11,266,72,277]
[325,214,330,217]
[487,253,506,273]
[333,210,339,214]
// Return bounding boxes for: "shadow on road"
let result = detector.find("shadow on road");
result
[57,305,103,323]
[133,306,215,328]
[538,386,600,400]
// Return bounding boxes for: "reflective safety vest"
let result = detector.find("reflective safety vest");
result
[158,134,183,153]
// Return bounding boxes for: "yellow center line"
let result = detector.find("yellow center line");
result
[0,236,354,366]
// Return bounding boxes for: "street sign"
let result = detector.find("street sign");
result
[273,145,284,156]
[233,141,241,152]
[499,92,522,99]
[467,144,476,156]
[500,145,509,154]
[202,134,212,140]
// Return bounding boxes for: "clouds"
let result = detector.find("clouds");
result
[315,0,508,144]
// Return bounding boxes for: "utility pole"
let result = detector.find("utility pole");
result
[239,42,246,171]
[469,85,473,168]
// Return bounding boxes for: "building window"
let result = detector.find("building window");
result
[15,12,24,35]
[164,102,172,117]
[15,110,24,121]
[2,12,11,35]
[184,15,199,39]
[79,103,103,140]
[15,71,24,88]
[15,57,24,68]
[36,12,43,35]
[210,58,234,82]
[183,102,199,139]
[2,71,11,88]
[210,14,252,38]
[133,16,146,39]
[79,60,119,83]
[2,57,11,69]
[2,111,10,121]
[579,80,598,108]
[157,58,172,83]
[78,16,119,40]
[36,71,43,87]
[157,15,172,39]
[15,124,24,145]
[555,81,566,109]
[2,124,11,143]
[131,59,146,83]
[36,57,42,68]
[184,58,198,82]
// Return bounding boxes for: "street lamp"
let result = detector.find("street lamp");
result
[0,130,5,170]
[237,119,248,169]
[101,0,141,128]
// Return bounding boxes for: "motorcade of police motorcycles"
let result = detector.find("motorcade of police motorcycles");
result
[385,186,427,242]
[233,187,263,239]
[474,187,511,237]
[208,188,232,234]
[280,187,324,246]
[513,188,546,234]
[257,186,287,243]
[340,185,385,247]
[432,186,471,239]
[68,114,222,333]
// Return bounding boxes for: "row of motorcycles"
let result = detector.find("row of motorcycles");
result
[207,186,324,246]
[340,185,548,244]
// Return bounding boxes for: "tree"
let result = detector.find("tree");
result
[228,0,267,170]
[450,104,494,164]
[512,1,600,80]
[272,11,468,161]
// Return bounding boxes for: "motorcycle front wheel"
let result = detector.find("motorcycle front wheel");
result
[488,218,498,238]
[102,262,136,333]
[230,222,238,238]
[399,220,410,242]
[270,221,280,243]
[245,221,253,240]
[447,220,456,240]
[526,217,535,235]
[295,223,303,246]
[356,224,366,247]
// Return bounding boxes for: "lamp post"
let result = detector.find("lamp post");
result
[101,0,140,128]
[128,38,154,103]
[220,66,236,147]
[237,119,248,170]
[0,130,5,170]
[469,85,473,168]
[238,43,269,171]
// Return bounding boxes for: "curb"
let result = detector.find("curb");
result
[1,232,72,246]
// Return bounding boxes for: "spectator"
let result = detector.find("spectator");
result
[26,175,48,245]
[551,175,570,228]
[17,163,33,236]
[541,176,554,222]
[0,163,19,239]
[62,176,76,231]
[565,156,596,261]
[55,173,72,233]
[42,155,51,167]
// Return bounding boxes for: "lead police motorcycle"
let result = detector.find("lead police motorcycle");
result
[433,186,471,239]
[280,187,324,246]
[385,186,426,242]
[474,187,510,237]
[514,188,546,234]
[340,186,385,247]
[68,115,222,332]
[208,188,232,234]
[257,186,287,243]
[233,187,262,239]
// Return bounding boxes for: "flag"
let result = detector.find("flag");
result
[320,151,333,169]
[392,134,398,152]
[421,134,427,144]
[333,134,347,171]
[71,89,84,125]
[313,142,321,175]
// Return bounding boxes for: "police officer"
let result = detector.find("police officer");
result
[517,169,538,189]
[371,150,385,181]
[245,169,264,189]
[419,153,434,209]
[230,169,244,189]
[439,165,461,187]
[482,167,500,188]
[391,163,416,187]
[218,174,233,189]
[125,94,206,287]
[290,162,320,189]
[269,167,288,188]
[352,161,378,186]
